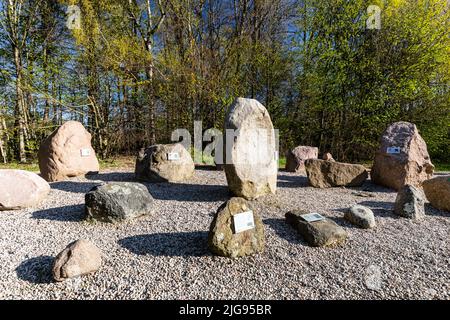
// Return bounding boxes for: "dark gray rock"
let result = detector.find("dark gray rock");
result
[345,205,376,229]
[285,210,347,247]
[394,185,425,219]
[85,182,154,223]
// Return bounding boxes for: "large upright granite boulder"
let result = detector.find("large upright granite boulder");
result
[305,159,368,188]
[423,176,450,212]
[85,182,154,223]
[371,122,434,190]
[223,98,277,200]
[38,121,99,182]
[135,143,194,182]
[208,197,265,258]
[285,146,318,173]
[0,169,50,210]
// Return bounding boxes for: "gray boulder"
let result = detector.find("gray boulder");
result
[135,143,195,182]
[345,205,376,229]
[394,185,425,219]
[208,197,265,258]
[285,210,348,247]
[85,182,154,223]
[285,146,318,173]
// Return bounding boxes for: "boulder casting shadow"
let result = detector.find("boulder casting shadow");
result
[16,256,54,284]
[118,232,210,257]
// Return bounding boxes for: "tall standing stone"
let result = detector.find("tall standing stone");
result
[371,122,434,190]
[223,98,277,200]
[285,146,318,173]
[38,121,99,182]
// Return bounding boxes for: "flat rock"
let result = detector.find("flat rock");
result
[422,176,450,212]
[52,239,102,282]
[135,143,195,182]
[85,182,154,223]
[0,169,50,210]
[285,210,348,247]
[38,121,99,182]
[371,122,434,190]
[223,98,278,200]
[305,159,368,188]
[285,146,318,173]
[345,205,376,229]
[394,185,426,219]
[208,197,265,258]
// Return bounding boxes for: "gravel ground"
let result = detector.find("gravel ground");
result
[0,168,449,300]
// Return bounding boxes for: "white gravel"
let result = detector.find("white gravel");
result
[0,169,449,300]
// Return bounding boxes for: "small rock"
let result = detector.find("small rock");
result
[345,205,376,229]
[135,143,195,182]
[208,197,265,258]
[285,210,348,247]
[85,182,154,223]
[394,185,425,219]
[422,176,450,212]
[305,159,368,188]
[351,191,374,198]
[0,169,50,210]
[322,153,335,161]
[53,239,102,282]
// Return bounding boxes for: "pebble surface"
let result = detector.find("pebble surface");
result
[0,169,449,299]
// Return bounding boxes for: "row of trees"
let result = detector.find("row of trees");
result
[0,0,449,164]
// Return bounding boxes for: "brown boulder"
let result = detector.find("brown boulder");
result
[38,121,99,182]
[208,197,265,258]
[371,122,434,190]
[305,159,368,188]
[0,169,50,210]
[423,176,450,212]
[53,239,102,282]
[322,153,335,161]
[285,146,318,173]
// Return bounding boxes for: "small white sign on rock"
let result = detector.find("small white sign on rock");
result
[167,152,180,161]
[80,148,91,157]
[300,213,325,223]
[386,146,401,154]
[233,210,255,234]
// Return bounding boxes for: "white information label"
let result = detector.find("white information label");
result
[387,146,401,154]
[300,213,326,223]
[233,210,255,234]
[80,148,91,157]
[167,152,180,161]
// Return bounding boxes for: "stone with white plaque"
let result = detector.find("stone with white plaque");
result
[208,197,265,258]
[135,143,194,182]
[286,210,347,247]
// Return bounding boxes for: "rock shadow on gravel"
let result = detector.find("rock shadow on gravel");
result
[356,201,399,219]
[118,231,210,257]
[146,183,230,202]
[16,256,54,284]
[32,204,84,222]
[276,174,309,188]
[263,218,308,246]
[50,180,101,193]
